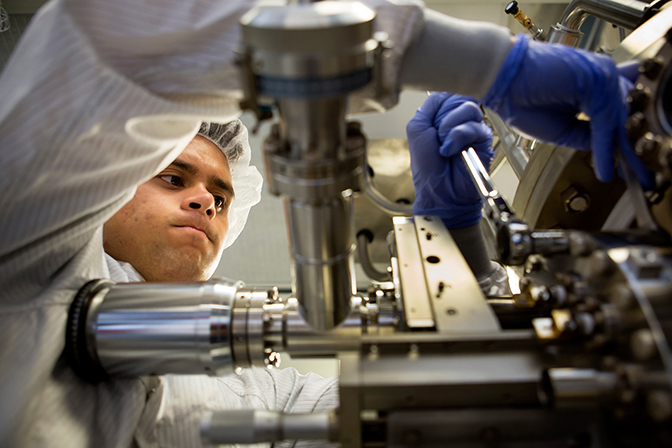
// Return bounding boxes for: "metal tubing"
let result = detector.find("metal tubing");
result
[286,197,357,331]
[560,0,647,30]
[363,171,413,216]
[356,232,391,282]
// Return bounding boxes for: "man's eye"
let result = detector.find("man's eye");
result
[214,196,226,210]
[159,175,182,187]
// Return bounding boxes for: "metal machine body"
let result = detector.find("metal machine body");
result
[65,1,672,447]
[236,2,391,332]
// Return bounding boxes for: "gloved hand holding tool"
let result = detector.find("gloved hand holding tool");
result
[407,92,493,229]
[482,35,651,188]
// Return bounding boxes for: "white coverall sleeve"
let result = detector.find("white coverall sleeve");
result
[135,369,339,448]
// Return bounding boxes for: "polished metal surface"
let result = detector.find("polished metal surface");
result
[392,217,435,329]
[546,0,648,48]
[485,109,530,179]
[547,24,584,47]
[612,3,672,63]
[241,2,383,331]
[462,147,515,223]
[413,216,500,333]
[90,279,241,376]
[559,0,647,30]
[201,409,336,445]
[286,196,357,331]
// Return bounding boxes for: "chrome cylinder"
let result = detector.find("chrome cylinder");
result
[67,279,281,380]
[286,197,357,330]
[201,410,337,445]
[89,280,240,376]
[547,24,584,47]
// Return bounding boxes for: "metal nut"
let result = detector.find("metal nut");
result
[561,185,590,214]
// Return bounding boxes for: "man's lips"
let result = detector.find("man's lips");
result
[175,225,210,240]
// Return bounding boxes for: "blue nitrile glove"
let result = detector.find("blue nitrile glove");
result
[407,92,493,228]
[483,35,652,188]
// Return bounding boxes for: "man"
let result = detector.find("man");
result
[103,122,255,283]
[0,0,647,446]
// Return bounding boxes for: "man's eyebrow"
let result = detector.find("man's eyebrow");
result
[169,159,235,198]
[211,176,235,199]
[170,159,198,175]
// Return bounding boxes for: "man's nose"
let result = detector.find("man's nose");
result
[183,186,216,218]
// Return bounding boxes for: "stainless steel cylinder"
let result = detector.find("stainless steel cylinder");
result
[547,24,584,47]
[201,410,337,445]
[89,279,241,376]
[241,2,380,331]
[277,97,347,161]
[286,197,357,331]
[67,279,282,380]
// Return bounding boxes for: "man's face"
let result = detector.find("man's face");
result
[103,136,235,281]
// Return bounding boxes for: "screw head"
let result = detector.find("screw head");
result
[561,186,590,214]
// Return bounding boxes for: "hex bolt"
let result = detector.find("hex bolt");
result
[561,186,590,214]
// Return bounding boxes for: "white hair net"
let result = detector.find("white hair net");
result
[197,120,262,249]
